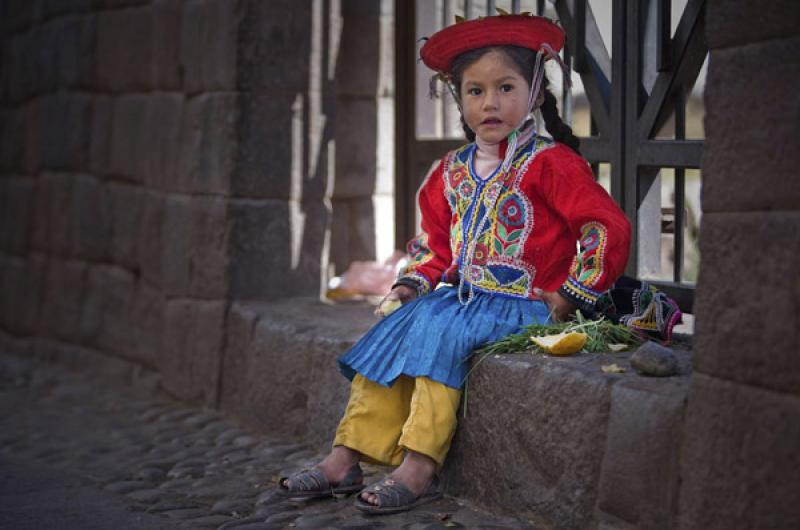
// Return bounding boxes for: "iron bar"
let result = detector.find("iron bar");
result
[487,0,495,16]
[537,0,544,16]
[574,0,587,72]
[657,0,671,71]
[638,0,705,140]
[673,90,686,282]
[638,140,703,168]
[512,0,520,14]
[465,0,472,20]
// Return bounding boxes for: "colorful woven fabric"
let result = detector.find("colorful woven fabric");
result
[594,276,683,342]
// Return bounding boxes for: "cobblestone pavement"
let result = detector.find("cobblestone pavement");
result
[0,355,535,529]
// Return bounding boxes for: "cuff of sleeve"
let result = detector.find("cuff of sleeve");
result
[393,272,433,297]
[558,277,601,314]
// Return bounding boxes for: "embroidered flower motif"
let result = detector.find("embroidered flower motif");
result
[581,230,600,251]
[497,194,525,228]
[449,167,466,187]
[472,242,489,265]
[458,180,474,200]
[484,182,502,205]
[468,265,483,282]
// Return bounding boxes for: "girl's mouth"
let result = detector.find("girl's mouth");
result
[481,118,502,125]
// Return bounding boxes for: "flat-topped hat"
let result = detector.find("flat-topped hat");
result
[420,14,566,73]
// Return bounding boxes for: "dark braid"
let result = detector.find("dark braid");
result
[540,78,581,154]
[448,45,581,154]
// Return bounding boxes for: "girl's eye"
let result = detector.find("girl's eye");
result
[500,84,514,93]
[467,87,482,96]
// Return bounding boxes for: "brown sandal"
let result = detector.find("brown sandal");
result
[354,475,442,515]
[277,464,364,499]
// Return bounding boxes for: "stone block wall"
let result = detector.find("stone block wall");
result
[677,2,800,529]
[0,0,380,405]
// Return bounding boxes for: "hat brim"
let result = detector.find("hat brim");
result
[420,15,566,73]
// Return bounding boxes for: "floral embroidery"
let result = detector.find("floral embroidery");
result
[569,222,608,288]
[437,137,553,299]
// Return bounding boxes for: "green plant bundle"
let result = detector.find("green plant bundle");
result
[473,311,643,356]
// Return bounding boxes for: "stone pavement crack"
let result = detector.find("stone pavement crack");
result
[0,354,536,529]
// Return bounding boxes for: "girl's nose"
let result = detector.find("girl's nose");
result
[482,90,499,110]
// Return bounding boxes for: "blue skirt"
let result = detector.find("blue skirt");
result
[338,286,550,390]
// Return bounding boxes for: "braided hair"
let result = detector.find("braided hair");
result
[449,45,581,155]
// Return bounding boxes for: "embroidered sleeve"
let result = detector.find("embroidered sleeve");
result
[559,222,608,310]
[396,159,453,296]
[543,149,631,312]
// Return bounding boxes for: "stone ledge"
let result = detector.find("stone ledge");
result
[220,297,693,529]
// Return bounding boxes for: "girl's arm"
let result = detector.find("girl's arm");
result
[543,148,632,314]
[394,159,454,297]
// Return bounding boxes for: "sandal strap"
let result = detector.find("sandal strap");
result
[363,478,416,508]
[285,468,330,493]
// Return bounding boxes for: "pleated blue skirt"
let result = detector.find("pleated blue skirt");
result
[338,286,551,390]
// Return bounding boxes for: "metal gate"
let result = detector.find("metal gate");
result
[395,0,707,312]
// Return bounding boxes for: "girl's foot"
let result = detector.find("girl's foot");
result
[281,445,360,491]
[358,450,436,507]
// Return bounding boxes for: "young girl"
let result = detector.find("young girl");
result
[278,13,631,514]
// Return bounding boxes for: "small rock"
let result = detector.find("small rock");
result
[127,488,163,503]
[104,480,152,494]
[630,341,679,377]
[134,466,167,482]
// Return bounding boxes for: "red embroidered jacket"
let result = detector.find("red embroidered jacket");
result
[397,136,631,311]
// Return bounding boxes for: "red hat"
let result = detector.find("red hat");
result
[420,14,566,73]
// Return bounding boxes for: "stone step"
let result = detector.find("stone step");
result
[221,298,692,530]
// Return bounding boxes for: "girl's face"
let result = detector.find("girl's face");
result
[460,50,531,145]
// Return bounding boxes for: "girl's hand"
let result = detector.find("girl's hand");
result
[374,285,417,317]
[533,288,576,322]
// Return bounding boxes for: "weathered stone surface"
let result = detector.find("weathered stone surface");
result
[0,109,24,173]
[232,94,295,200]
[5,30,40,102]
[443,354,615,530]
[39,258,89,343]
[136,190,164,288]
[333,98,378,199]
[220,299,373,440]
[0,254,46,336]
[630,341,679,377]
[160,194,228,299]
[95,7,153,92]
[236,0,310,93]
[179,93,237,195]
[129,281,164,367]
[1,0,39,33]
[79,264,136,357]
[0,176,35,256]
[41,93,92,171]
[70,174,112,261]
[49,15,96,90]
[678,374,800,530]
[21,99,43,176]
[596,377,689,529]
[693,212,800,395]
[702,37,800,213]
[707,0,800,49]
[110,95,150,183]
[145,93,184,190]
[160,299,226,405]
[84,96,111,178]
[153,0,183,90]
[108,181,143,270]
[39,0,93,19]
[181,0,239,94]
[336,15,380,97]
[33,173,75,256]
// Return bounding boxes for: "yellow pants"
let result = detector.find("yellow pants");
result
[333,374,462,467]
